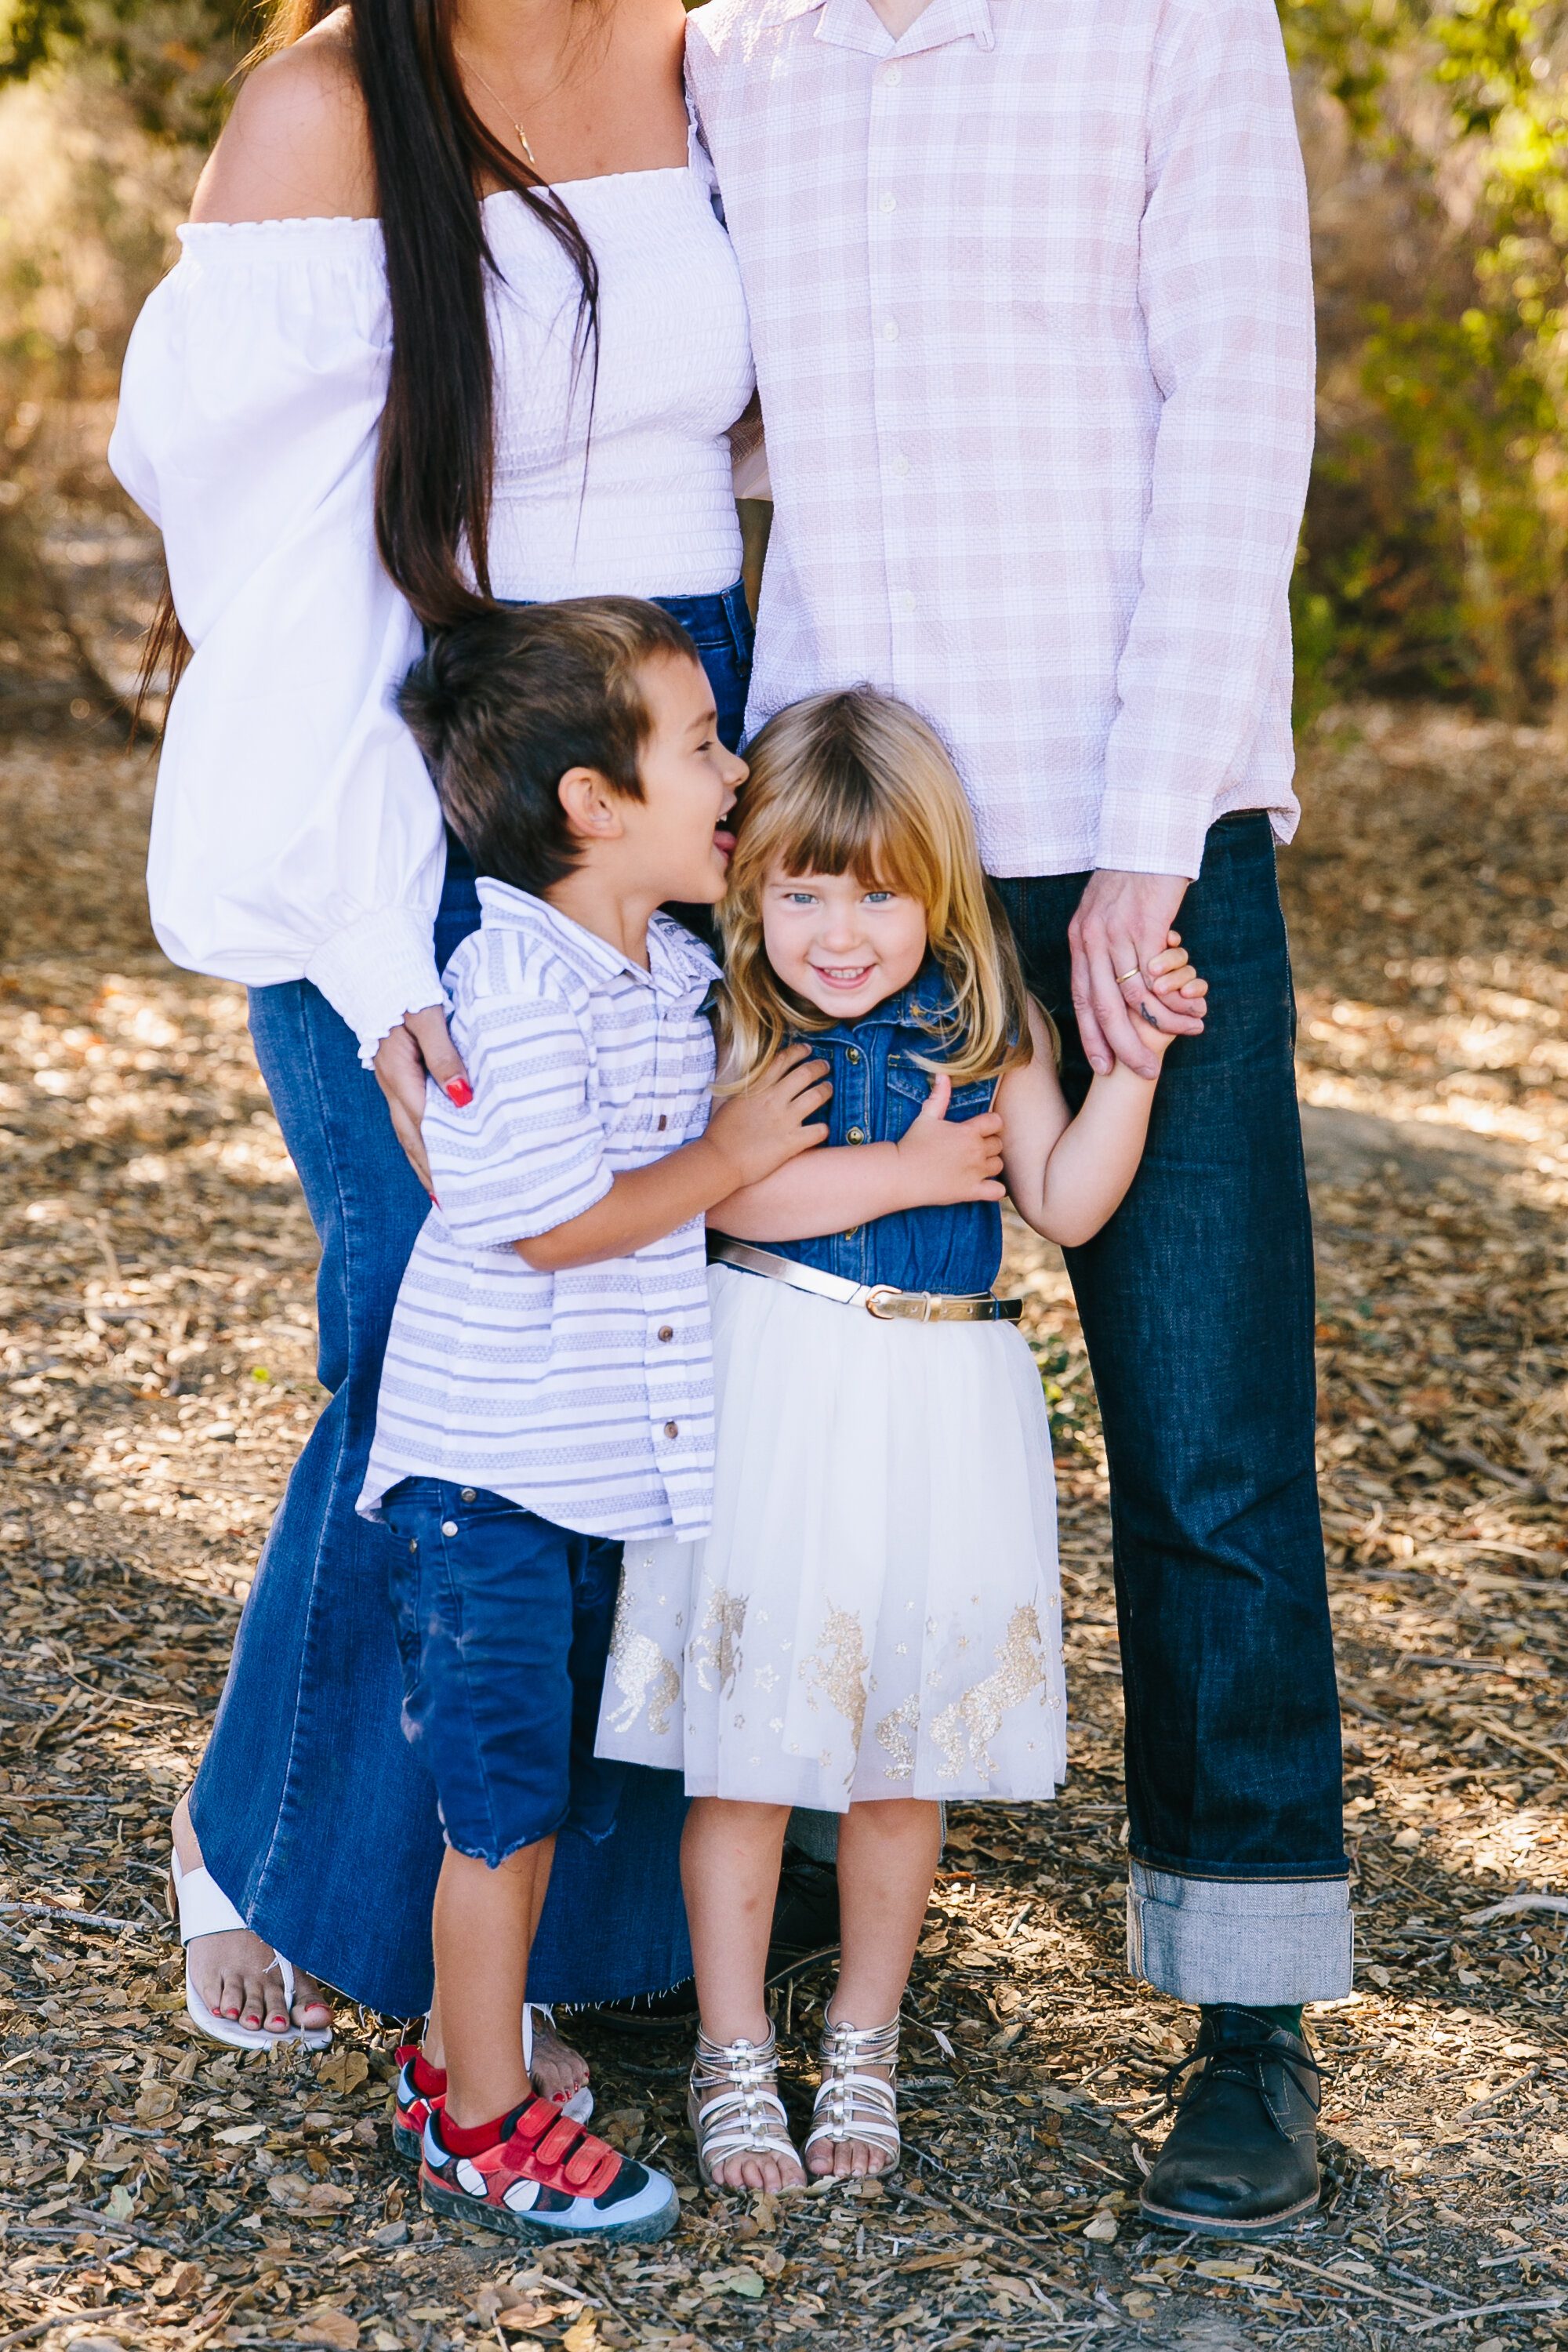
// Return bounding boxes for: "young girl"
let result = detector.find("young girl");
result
[596,688,1207,2193]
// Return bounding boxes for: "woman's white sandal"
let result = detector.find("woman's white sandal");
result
[688,2024,803,2190]
[524,2002,593,2124]
[804,2013,902,2178]
[169,1849,332,2053]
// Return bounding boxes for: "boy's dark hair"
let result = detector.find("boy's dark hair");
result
[398,597,702,895]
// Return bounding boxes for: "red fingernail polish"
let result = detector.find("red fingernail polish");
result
[445,1078,473,1107]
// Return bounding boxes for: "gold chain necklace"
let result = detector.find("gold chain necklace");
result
[459,50,537,169]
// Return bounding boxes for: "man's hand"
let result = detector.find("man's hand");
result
[373,1004,473,1195]
[1068,870,1200,1080]
[893,1074,1006,1206]
[704,1045,832,1191]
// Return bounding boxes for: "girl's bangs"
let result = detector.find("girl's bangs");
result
[760,773,932,898]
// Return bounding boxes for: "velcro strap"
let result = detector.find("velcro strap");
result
[561,2139,619,2194]
[504,2100,621,2198]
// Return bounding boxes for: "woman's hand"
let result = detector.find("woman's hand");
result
[373,1004,473,1195]
[893,1074,1007,1206]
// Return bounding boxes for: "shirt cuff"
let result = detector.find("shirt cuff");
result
[1093,788,1214,882]
[304,907,445,1068]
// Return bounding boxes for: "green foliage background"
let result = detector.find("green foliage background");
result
[5,0,1568,721]
[1283,0,1568,722]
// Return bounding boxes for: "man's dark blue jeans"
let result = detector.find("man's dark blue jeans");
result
[995,814,1351,2004]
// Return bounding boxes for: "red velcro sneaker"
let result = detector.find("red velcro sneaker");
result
[420,2098,677,2245]
[393,2042,443,2162]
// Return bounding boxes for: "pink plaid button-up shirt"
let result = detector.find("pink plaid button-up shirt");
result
[687,0,1316,880]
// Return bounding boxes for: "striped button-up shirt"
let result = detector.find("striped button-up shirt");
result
[361,884,720,1541]
[686,0,1316,881]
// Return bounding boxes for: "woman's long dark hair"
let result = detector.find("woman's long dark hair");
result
[136,0,598,717]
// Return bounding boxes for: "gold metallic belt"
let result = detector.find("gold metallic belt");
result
[708,1237,1022,1323]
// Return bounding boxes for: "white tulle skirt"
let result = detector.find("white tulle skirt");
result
[594,1263,1067,1809]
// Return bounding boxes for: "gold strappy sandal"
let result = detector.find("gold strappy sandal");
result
[804,2011,902,2178]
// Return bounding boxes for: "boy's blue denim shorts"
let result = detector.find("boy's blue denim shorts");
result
[382,1479,626,1867]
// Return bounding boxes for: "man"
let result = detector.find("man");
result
[691,0,1345,2235]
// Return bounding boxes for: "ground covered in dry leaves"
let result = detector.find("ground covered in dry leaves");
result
[2,706,1568,2351]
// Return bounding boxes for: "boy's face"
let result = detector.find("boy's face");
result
[622,654,747,906]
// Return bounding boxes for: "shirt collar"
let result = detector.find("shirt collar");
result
[476,878,720,1007]
[775,0,994,58]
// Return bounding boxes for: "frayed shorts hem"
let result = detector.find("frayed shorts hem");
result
[438,1807,619,1868]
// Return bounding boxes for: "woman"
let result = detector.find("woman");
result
[108,0,756,2082]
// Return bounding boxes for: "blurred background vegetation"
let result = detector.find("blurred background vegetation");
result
[4,0,1568,731]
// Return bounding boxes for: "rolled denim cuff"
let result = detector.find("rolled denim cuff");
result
[1127,1860,1354,2004]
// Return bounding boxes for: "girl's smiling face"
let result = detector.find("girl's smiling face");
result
[760,864,930,1022]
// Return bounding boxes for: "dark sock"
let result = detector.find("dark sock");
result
[435,2107,512,2157]
[1202,2001,1304,2038]
[412,2049,447,2096]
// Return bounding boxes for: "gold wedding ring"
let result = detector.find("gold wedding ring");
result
[1114,966,1141,985]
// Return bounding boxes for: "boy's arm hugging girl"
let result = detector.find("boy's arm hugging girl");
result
[355,593,1208,2234]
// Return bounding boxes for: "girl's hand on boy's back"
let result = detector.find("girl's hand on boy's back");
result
[704,1045,833,1190]
[892,1075,1006,1205]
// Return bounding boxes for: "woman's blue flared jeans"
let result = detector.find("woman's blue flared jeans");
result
[188,585,753,2016]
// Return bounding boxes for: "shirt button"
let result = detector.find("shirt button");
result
[882,318,899,342]
[844,1228,858,1240]
[899,590,917,615]
[891,453,910,477]
[847,1047,862,1064]
[883,61,902,84]
[658,1325,674,1343]
[664,1420,680,1439]
[441,1520,458,1537]
[879,191,896,213]
[460,1488,476,1503]
[848,1126,866,1143]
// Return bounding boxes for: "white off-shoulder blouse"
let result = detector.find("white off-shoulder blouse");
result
[109,136,754,1062]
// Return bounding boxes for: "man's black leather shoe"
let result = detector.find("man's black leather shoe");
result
[1139,2005,1323,2238]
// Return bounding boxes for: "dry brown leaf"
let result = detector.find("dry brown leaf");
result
[317,2050,371,2096]
[298,2313,360,2350]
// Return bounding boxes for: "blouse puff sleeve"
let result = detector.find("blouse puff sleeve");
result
[108,219,446,1068]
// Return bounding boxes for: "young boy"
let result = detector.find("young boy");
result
[358,597,830,2244]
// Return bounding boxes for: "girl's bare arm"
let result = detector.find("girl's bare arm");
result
[1000,964,1203,1247]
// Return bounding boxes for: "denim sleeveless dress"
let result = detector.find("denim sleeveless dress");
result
[760,961,1005,1294]
[596,974,1068,1811]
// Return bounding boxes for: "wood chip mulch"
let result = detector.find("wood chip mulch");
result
[5,705,1568,2349]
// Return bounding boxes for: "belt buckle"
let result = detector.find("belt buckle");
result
[864,1285,901,1320]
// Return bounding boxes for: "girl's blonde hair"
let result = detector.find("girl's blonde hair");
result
[718,688,1047,1087]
